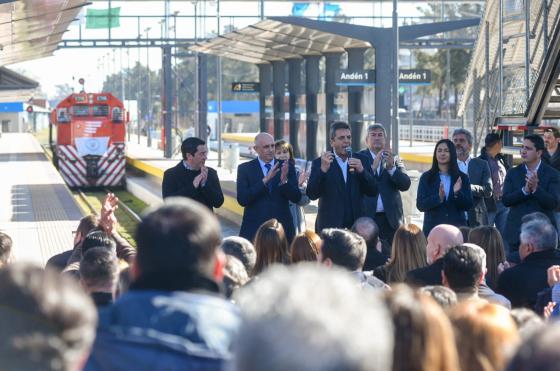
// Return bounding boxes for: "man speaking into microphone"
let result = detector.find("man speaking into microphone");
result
[307,121,378,232]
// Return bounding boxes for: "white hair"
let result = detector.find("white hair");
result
[233,263,393,371]
[520,220,558,250]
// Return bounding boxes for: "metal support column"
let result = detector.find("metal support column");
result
[197,53,208,141]
[305,55,320,159]
[288,58,302,157]
[258,64,272,133]
[499,0,504,115]
[375,46,393,143]
[272,60,286,140]
[325,52,341,149]
[392,0,400,154]
[347,48,366,151]
[525,0,531,104]
[162,45,173,158]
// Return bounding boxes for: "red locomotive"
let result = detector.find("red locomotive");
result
[49,92,128,188]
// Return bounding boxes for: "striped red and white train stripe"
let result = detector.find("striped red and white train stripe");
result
[57,143,126,187]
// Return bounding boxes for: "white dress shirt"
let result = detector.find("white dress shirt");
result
[334,152,349,183]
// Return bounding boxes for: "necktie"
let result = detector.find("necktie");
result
[265,163,273,192]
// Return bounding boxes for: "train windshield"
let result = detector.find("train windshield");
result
[93,105,109,116]
[72,105,90,117]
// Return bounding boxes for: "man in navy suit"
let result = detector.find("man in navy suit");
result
[307,121,378,232]
[502,134,560,257]
[360,123,411,244]
[237,133,301,243]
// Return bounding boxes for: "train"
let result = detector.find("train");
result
[49,92,128,188]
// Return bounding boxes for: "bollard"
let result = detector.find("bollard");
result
[443,125,449,139]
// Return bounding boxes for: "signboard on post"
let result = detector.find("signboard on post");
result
[398,69,431,85]
[336,70,376,86]
[231,82,260,93]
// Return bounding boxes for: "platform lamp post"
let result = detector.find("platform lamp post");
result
[145,26,152,147]
[391,0,400,154]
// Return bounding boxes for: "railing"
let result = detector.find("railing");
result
[459,0,560,127]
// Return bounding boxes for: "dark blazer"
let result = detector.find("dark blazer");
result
[502,162,560,246]
[478,149,509,212]
[405,258,444,287]
[543,147,560,171]
[162,162,224,212]
[307,152,378,232]
[359,150,411,229]
[465,157,493,227]
[497,249,560,309]
[416,171,473,236]
[237,159,301,243]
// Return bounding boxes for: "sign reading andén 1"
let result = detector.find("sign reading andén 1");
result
[336,70,376,86]
[399,69,431,85]
[336,69,431,86]
[231,82,260,93]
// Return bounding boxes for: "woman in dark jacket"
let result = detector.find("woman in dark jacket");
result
[416,139,473,236]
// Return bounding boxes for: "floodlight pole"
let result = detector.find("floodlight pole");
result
[392,0,399,153]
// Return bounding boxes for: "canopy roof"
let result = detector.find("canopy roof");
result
[0,0,89,66]
[192,17,372,64]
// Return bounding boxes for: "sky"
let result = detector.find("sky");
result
[10,1,430,98]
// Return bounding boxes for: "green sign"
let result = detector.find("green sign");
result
[86,7,121,29]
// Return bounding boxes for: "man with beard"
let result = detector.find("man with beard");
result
[452,128,493,227]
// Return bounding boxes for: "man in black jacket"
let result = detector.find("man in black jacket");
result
[497,220,560,309]
[360,123,411,244]
[162,137,224,212]
[502,134,560,255]
[307,121,378,232]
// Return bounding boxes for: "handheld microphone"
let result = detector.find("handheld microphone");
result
[345,147,354,173]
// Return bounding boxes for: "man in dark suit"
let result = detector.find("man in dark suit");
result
[307,122,378,232]
[452,128,493,227]
[502,134,560,256]
[360,123,411,244]
[162,137,224,212]
[497,220,560,308]
[543,127,560,170]
[543,127,560,233]
[478,133,510,238]
[236,133,301,243]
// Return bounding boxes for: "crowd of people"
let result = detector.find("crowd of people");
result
[1,122,560,370]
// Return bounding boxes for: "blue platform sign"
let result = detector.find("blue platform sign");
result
[0,102,24,112]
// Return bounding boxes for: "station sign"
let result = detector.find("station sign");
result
[336,69,432,86]
[399,69,431,85]
[336,70,375,86]
[231,82,260,93]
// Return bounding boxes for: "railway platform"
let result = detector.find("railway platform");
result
[0,133,84,265]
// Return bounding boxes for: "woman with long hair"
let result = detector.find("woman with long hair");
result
[416,139,473,236]
[384,285,461,371]
[449,301,520,371]
[374,224,427,284]
[290,230,321,263]
[469,226,507,290]
[252,218,290,276]
[275,140,310,234]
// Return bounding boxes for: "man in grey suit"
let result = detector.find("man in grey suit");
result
[453,128,493,227]
[360,123,411,244]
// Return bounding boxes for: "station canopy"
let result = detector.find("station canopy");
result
[191,17,372,64]
[0,0,89,66]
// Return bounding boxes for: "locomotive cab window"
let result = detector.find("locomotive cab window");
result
[93,105,109,116]
[57,108,70,122]
[72,105,90,117]
[112,107,123,122]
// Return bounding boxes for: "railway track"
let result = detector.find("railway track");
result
[74,188,147,246]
